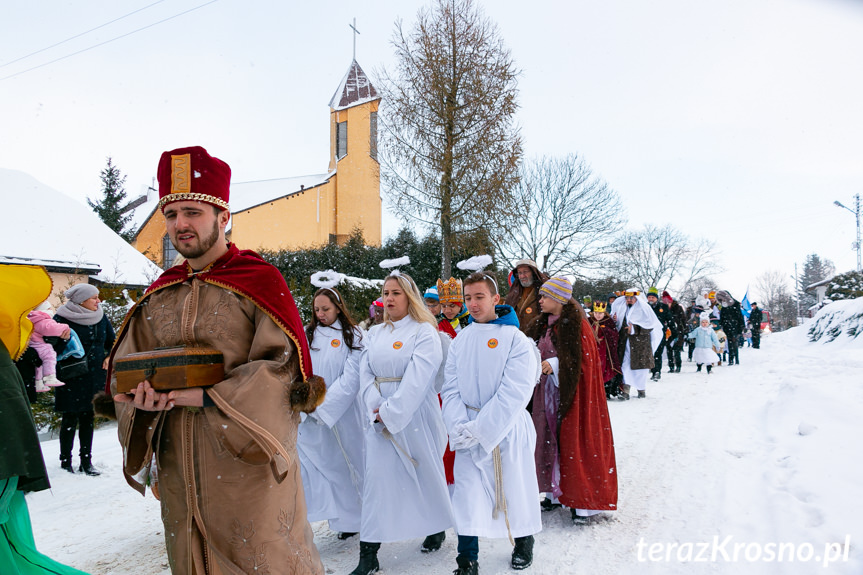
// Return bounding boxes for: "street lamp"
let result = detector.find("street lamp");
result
[833,194,862,273]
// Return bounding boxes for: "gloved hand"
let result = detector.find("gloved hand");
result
[451,421,479,450]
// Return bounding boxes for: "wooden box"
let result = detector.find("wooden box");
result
[114,346,224,393]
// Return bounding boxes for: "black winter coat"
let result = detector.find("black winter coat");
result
[719,302,745,337]
[53,314,115,413]
[750,308,763,331]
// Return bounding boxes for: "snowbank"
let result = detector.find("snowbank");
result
[806,298,863,347]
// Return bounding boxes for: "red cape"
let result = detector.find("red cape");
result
[105,243,312,392]
[558,317,619,510]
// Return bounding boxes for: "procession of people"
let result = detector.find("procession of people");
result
[7,145,758,575]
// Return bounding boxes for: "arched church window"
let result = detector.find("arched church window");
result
[336,121,348,159]
[370,111,378,161]
[163,234,178,269]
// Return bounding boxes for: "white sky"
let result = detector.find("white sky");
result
[2,0,862,302]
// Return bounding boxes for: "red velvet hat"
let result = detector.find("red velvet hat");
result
[157,146,231,212]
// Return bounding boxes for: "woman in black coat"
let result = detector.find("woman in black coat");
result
[53,284,115,476]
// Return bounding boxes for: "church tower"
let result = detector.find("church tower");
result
[327,59,382,246]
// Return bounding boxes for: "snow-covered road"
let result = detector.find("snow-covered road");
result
[26,319,862,574]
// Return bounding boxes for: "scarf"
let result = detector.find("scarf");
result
[55,300,104,326]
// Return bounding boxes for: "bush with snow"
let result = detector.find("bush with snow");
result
[807,297,863,344]
[826,270,863,301]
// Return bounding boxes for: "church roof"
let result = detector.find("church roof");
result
[329,60,379,111]
[230,173,334,213]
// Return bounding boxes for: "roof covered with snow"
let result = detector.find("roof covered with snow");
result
[1,169,162,286]
[230,174,333,213]
[329,59,380,111]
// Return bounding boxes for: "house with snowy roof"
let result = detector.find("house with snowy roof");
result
[0,168,162,305]
[130,59,382,269]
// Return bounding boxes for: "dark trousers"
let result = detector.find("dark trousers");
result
[652,339,666,374]
[751,330,761,349]
[458,535,479,561]
[687,340,695,360]
[666,343,682,370]
[727,336,740,364]
[59,410,94,461]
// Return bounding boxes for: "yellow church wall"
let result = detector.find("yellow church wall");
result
[231,182,335,252]
[132,210,167,268]
[330,100,381,246]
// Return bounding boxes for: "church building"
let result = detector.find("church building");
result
[130,59,382,268]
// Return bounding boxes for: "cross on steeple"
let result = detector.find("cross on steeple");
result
[349,18,360,60]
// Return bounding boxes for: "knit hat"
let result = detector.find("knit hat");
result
[158,146,231,212]
[65,283,99,304]
[539,277,572,305]
[423,287,439,302]
[699,311,711,323]
[647,286,659,299]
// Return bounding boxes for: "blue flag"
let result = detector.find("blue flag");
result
[741,288,751,319]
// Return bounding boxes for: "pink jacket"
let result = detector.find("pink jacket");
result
[27,310,68,343]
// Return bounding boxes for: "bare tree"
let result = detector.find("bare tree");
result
[377,0,521,278]
[610,224,722,292]
[492,154,625,276]
[754,269,796,316]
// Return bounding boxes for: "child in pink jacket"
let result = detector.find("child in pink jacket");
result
[27,301,70,392]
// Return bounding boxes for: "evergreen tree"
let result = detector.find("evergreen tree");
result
[88,156,134,242]
[798,253,835,311]
[826,270,863,301]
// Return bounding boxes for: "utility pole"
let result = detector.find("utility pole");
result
[794,262,801,321]
[833,193,862,272]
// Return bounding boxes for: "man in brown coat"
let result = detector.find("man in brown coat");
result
[504,259,549,332]
[108,147,325,575]
[610,289,663,400]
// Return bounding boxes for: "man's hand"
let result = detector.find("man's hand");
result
[541,360,554,375]
[60,327,71,340]
[114,381,171,411]
[167,387,204,408]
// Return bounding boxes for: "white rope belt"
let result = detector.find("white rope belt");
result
[374,377,418,468]
[465,403,514,546]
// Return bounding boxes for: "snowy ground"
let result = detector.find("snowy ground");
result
[26,314,863,574]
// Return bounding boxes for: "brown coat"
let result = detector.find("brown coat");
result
[617,323,655,371]
[112,277,323,575]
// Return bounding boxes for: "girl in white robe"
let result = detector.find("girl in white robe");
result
[298,286,366,538]
[441,272,542,574]
[350,272,454,575]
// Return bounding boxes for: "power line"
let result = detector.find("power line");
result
[0,0,167,69]
[0,0,220,82]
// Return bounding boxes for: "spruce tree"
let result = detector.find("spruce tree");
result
[88,156,134,242]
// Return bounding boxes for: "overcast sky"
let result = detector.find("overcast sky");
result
[2,0,862,302]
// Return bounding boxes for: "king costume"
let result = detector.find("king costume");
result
[298,321,365,534]
[105,146,324,575]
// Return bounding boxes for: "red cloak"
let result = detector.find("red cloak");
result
[106,243,313,392]
[558,318,619,510]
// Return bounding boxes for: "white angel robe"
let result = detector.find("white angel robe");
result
[611,294,663,392]
[297,322,366,533]
[358,316,454,542]
[441,321,542,539]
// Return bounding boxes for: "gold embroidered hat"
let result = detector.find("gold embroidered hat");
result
[157,146,231,212]
[436,277,464,304]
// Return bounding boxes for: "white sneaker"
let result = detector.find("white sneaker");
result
[35,379,50,392]
[43,374,65,387]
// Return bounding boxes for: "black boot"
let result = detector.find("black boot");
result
[349,541,380,575]
[421,530,446,553]
[60,456,75,474]
[707,365,712,374]
[696,364,702,372]
[453,555,479,575]
[511,535,534,570]
[338,532,358,540]
[78,456,101,476]
[540,497,561,512]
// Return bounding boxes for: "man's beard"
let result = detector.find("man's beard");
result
[519,277,533,288]
[173,220,219,260]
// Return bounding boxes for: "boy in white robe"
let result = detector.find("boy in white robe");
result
[441,272,541,574]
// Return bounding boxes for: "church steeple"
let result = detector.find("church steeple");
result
[328,59,379,111]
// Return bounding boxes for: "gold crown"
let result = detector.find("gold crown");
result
[623,289,640,297]
[593,302,607,312]
[436,277,463,304]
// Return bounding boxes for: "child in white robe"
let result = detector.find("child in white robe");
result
[441,272,541,574]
